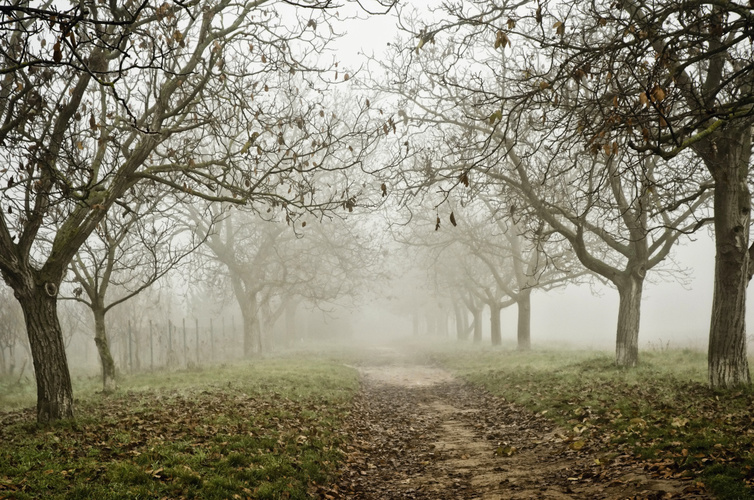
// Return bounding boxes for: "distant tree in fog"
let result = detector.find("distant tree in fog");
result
[63,192,208,392]
[450,199,583,350]
[390,190,582,348]
[190,206,385,354]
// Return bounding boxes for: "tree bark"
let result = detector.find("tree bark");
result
[92,303,117,392]
[516,289,532,351]
[17,285,74,423]
[705,129,752,388]
[615,273,644,368]
[230,275,262,357]
[490,303,502,346]
[242,304,262,357]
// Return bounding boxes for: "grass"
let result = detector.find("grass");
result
[5,339,754,499]
[0,357,359,499]
[427,344,754,499]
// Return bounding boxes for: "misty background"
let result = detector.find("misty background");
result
[0,0,750,383]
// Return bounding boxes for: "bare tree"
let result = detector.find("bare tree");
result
[191,203,386,353]
[458,201,583,350]
[374,4,712,367]
[0,0,394,422]
[270,212,387,344]
[445,245,513,345]
[394,0,753,385]
[63,190,208,392]
[391,204,515,345]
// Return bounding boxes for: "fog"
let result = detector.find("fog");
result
[530,235,718,350]
[284,231,730,353]
[1,0,753,428]
[328,232,744,353]
[3,189,740,376]
[321,10,744,354]
[3,5,754,499]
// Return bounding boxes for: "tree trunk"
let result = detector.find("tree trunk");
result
[9,343,16,377]
[243,313,253,356]
[472,307,483,343]
[490,303,502,346]
[412,310,420,337]
[18,286,74,423]
[234,283,262,357]
[461,303,471,340]
[242,309,262,357]
[516,290,532,351]
[453,302,466,340]
[706,130,752,388]
[615,274,643,368]
[93,304,117,392]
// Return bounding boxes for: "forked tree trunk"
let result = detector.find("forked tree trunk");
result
[516,290,532,351]
[471,307,482,343]
[706,130,752,388]
[230,277,260,357]
[615,274,643,368]
[490,303,502,346]
[18,286,74,423]
[93,304,117,392]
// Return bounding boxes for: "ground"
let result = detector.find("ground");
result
[328,348,712,500]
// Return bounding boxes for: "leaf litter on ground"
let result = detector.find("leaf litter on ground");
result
[331,361,713,499]
[0,359,358,500]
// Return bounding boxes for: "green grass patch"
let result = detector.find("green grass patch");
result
[429,345,754,499]
[0,357,358,499]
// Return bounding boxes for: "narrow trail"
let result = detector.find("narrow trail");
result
[330,350,711,500]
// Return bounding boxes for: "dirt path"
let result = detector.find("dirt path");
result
[330,355,711,499]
